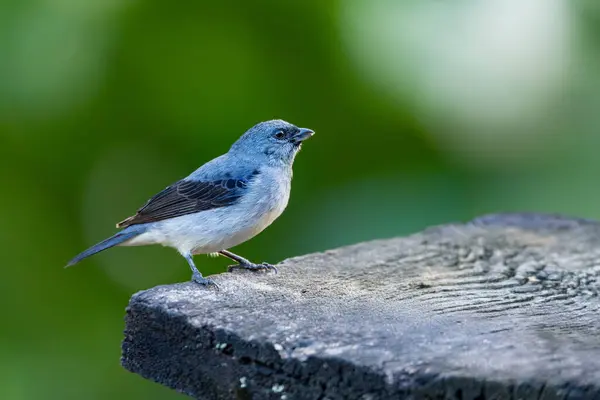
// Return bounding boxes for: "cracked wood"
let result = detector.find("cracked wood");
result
[121,213,600,400]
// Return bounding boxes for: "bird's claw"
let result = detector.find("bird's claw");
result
[228,262,278,274]
[192,273,219,289]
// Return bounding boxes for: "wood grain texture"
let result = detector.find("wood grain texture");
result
[121,213,600,400]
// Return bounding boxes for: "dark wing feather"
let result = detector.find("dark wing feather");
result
[116,178,250,228]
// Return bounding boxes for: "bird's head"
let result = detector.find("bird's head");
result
[229,120,314,166]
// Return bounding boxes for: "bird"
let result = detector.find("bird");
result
[66,119,315,286]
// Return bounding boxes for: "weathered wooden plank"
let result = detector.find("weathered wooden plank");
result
[122,213,600,399]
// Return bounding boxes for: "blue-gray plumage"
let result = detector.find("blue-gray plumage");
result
[66,120,314,286]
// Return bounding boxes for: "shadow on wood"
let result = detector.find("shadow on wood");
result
[121,213,600,399]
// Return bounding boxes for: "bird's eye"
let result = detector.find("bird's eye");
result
[274,130,285,140]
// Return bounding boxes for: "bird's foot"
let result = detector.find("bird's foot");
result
[228,262,278,274]
[192,272,219,288]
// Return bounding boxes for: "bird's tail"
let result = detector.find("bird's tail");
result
[65,227,145,267]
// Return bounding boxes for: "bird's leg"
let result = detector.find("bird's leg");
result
[219,250,277,273]
[182,252,218,287]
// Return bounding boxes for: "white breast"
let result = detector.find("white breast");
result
[223,167,291,247]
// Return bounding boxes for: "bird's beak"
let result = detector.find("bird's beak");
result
[292,128,315,143]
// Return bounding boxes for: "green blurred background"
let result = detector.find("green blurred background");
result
[2,0,600,398]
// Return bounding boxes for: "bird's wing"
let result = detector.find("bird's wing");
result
[116,176,253,228]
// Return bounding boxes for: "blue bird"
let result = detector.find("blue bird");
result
[66,120,314,286]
